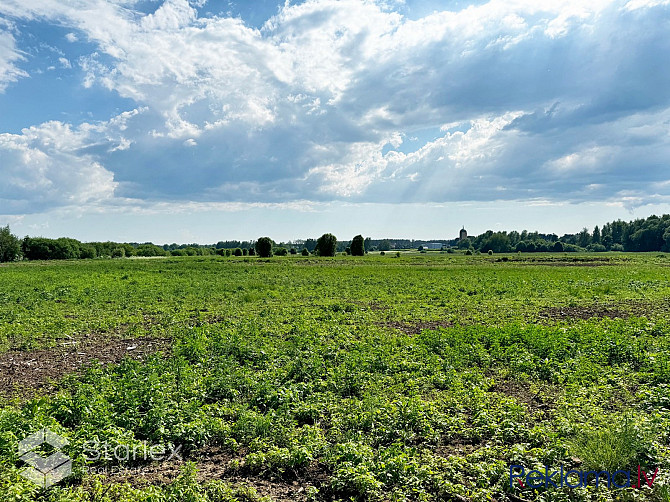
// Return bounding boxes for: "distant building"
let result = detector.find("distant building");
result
[459,227,467,241]
[425,242,443,250]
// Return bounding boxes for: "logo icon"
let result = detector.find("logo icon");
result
[18,428,72,488]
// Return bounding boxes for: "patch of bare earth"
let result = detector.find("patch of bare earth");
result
[377,319,453,335]
[491,380,556,414]
[0,336,171,398]
[538,304,632,321]
[98,446,329,501]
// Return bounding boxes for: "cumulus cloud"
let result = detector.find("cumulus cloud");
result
[0,0,670,211]
[0,20,26,92]
[0,111,147,213]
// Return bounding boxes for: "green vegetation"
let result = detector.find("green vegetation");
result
[1,253,670,501]
[255,237,273,258]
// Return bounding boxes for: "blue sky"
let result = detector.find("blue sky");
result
[1,0,670,243]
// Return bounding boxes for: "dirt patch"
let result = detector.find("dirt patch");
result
[538,304,631,321]
[491,380,556,414]
[377,319,453,335]
[0,336,171,398]
[97,446,329,501]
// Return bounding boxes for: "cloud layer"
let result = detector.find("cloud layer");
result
[1,0,670,214]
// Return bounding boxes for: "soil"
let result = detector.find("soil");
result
[0,336,171,398]
[94,446,330,501]
[377,319,453,335]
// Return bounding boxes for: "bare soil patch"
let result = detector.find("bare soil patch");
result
[0,336,171,398]
[538,304,632,321]
[491,380,556,414]
[377,319,453,335]
[98,446,329,501]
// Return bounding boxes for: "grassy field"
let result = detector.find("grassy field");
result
[1,253,670,501]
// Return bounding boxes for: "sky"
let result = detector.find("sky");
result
[1,0,670,243]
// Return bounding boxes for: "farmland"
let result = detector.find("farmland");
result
[1,253,670,501]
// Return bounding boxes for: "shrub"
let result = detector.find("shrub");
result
[234,248,243,256]
[488,250,493,255]
[612,243,625,252]
[301,248,309,256]
[248,247,256,256]
[380,251,386,256]
[290,248,297,255]
[465,250,472,255]
[79,245,97,259]
[315,233,337,257]
[274,247,288,256]
[255,237,273,257]
[111,247,126,258]
[243,248,249,256]
[351,235,365,256]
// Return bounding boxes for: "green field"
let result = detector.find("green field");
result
[1,254,670,501]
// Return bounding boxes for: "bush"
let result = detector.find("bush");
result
[248,247,256,256]
[0,225,21,262]
[243,248,249,256]
[380,251,386,256]
[111,247,126,258]
[488,250,493,255]
[79,245,97,259]
[255,237,273,257]
[587,243,607,252]
[611,244,625,252]
[274,247,288,256]
[553,241,564,252]
[465,250,472,255]
[314,233,337,257]
[234,248,243,256]
[301,248,309,256]
[290,248,297,255]
[345,246,351,255]
[136,244,166,257]
[351,235,365,256]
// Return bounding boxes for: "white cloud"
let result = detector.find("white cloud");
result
[0,20,27,92]
[1,0,670,212]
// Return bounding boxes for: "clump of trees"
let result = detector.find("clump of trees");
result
[0,226,21,262]
[255,237,273,257]
[351,235,365,256]
[314,233,338,257]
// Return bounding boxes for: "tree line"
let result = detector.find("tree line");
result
[3,214,670,262]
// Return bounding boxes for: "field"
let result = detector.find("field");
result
[1,253,670,501]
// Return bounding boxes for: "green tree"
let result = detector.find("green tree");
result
[301,248,309,256]
[315,233,338,257]
[592,225,601,244]
[577,228,591,248]
[255,237,273,257]
[0,225,21,262]
[378,239,391,251]
[351,235,365,256]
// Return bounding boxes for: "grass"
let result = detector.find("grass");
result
[0,253,670,501]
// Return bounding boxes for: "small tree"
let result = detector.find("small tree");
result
[314,233,337,257]
[0,225,21,262]
[301,248,309,256]
[351,235,365,256]
[255,237,273,257]
[234,248,242,256]
[248,247,255,256]
[289,248,297,255]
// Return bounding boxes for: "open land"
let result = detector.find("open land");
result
[1,253,670,501]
